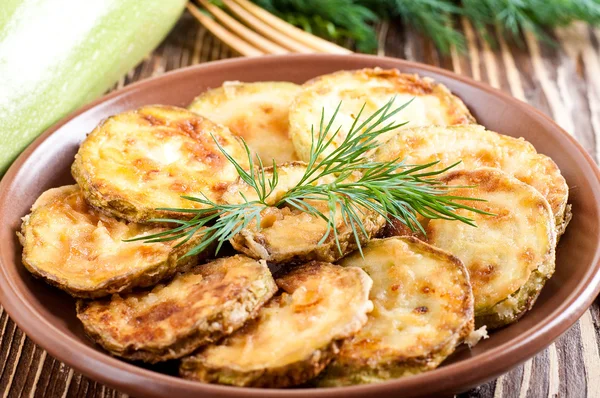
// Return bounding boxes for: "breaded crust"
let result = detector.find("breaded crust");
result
[318,237,474,386]
[180,262,373,387]
[222,162,385,264]
[188,81,300,164]
[289,68,475,162]
[374,124,570,236]
[72,105,249,223]
[17,185,210,299]
[77,255,277,363]
[426,168,556,329]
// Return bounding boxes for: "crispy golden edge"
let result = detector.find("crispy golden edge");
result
[475,268,549,329]
[318,237,474,386]
[556,204,572,241]
[17,186,212,299]
[180,262,373,387]
[317,332,466,386]
[543,161,569,238]
[77,257,278,363]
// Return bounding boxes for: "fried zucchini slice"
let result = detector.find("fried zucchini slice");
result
[72,105,249,223]
[180,262,373,387]
[222,162,385,264]
[77,255,276,363]
[374,124,570,236]
[318,237,473,386]
[188,81,300,164]
[18,185,210,299]
[426,168,556,329]
[289,68,475,162]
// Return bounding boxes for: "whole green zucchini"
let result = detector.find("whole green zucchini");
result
[0,0,187,176]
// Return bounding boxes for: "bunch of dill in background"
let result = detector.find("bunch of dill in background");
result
[252,0,600,53]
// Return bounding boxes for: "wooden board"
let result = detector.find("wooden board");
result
[1,11,599,398]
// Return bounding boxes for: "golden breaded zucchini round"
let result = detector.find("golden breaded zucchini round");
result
[180,261,373,387]
[374,124,570,237]
[189,81,300,164]
[77,255,276,363]
[17,185,210,299]
[222,162,385,264]
[426,168,556,329]
[72,105,249,223]
[289,68,475,162]
[318,237,473,386]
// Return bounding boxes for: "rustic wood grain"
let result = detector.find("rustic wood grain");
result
[1,10,599,398]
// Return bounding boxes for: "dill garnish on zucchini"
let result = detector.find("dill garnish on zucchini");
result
[128,98,490,257]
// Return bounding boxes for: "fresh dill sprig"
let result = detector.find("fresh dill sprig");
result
[128,97,490,257]
[251,0,378,52]
[245,0,600,54]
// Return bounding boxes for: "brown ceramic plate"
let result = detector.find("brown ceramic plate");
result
[1,54,599,398]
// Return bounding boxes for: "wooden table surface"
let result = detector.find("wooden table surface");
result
[2,11,600,398]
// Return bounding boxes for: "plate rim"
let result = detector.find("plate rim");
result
[1,53,599,397]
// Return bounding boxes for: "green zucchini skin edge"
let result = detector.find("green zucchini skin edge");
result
[0,0,187,176]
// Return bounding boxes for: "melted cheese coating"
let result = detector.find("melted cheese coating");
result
[289,68,474,162]
[189,81,300,164]
[19,185,198,297]
[78,255,276,359]
[330,237,472,371]
[374,124,568,229]
[426,168,556,312]
[72,105,249,222]
[189,262,372,371]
